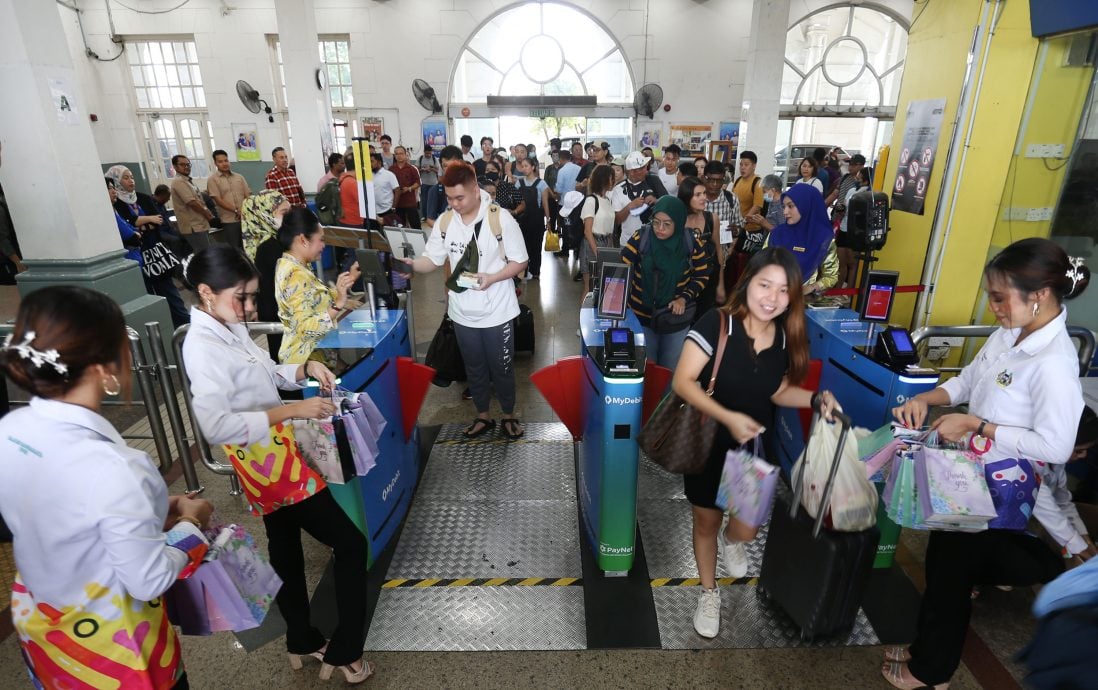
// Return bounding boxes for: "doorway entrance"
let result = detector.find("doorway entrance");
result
[453,116,633,161]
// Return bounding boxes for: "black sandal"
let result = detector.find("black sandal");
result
[463,418,495,438]
[501,418,525,439]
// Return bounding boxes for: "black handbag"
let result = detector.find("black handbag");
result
[637,311,727,474]
[424,315,467,386]
[650,302,697,334]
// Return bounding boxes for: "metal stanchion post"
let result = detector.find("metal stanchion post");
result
[127,328,174,475]
[144,322,202,493]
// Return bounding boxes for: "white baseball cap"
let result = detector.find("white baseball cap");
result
[624,151,651,170]
[560,190,584,216]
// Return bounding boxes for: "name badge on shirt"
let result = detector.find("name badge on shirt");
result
[793,245,806,253]
[996,369,1013,388]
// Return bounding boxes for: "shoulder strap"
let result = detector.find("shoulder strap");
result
[438,209,454,238]
[487,204,505,261]
[752,176,759,192]
[706,311,729,394]
[585,194,599,215]
[723,189,735,206]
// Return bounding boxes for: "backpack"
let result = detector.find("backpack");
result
[438,203,506,261]
[316,176,342,225]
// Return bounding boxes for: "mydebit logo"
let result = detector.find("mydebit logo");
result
[605,395,642,406]
[382,470,401,501]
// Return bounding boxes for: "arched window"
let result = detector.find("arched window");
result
[781,5,908,116]
[451,2,634,105]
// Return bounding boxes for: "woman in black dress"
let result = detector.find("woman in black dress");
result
[671,246,842,639]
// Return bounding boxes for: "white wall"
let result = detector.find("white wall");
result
[60,0,757,170]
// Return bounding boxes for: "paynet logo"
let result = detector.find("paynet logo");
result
[604,395,642,406]
[382,470,401,501]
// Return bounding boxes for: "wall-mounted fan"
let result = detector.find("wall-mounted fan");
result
[236,79,274,122]
[412,78,442,114]
[633,83,664,119]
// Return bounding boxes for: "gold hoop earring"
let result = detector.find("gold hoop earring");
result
[1032,303,1040,318]
[102,374,121,397]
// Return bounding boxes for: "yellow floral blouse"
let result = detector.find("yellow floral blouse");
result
[275,254,337,364]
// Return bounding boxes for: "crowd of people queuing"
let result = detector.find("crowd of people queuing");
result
[0,128,1095,690]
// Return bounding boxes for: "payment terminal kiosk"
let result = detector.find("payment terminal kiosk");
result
[596,262,638,375]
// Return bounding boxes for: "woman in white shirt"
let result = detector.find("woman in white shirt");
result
[887,238,1090,690]
[578,165,617,299]
[0,286,213,689]
[793,157,824,193]
[181,246,376,684]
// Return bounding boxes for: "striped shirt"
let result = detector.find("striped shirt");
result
[620,227,710,324]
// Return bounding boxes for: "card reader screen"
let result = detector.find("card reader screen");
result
[610,328,629,344]
[889,328,914,353]
[864,284,894,321]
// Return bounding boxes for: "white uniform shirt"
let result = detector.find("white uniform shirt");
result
[372,168,400,214]
[656,167,679,197]
[423,190,529,329]
[0,397,203,606]
[940,306,1084,548]
[182,307,303,447]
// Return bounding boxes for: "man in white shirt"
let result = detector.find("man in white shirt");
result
[460,134,476,164]
[657,144,682,197]
[370,153,400,219]
[403,164,529,441]
[611,151,668,247]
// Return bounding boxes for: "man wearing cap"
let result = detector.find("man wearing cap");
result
[611,151,668,248]
[826,153,866,207]
[554,150,583,255]
[657,144,682,197]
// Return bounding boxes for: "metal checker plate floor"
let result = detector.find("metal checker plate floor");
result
[638,498,771,579]
[433,421,573,444]
[416,442,576,501]
[365,586,586,651]
[652,585,879,650]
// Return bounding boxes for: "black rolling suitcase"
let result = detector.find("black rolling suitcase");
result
[514,303,535,353]
[758,412,880,640]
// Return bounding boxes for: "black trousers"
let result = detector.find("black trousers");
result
[519,217,544,277]
[908,530,1063,684]
[262,488,369,666]
[394,207,421,229]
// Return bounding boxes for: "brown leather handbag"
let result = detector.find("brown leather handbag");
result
[638,311,729,474]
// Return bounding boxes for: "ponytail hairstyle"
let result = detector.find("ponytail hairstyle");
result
[721,246,809,384]
[277,206,322,251]
[182,245,259,294]
[1,286,130,399]
[984,237,1089,304]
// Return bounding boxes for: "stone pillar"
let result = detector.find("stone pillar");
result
[0,0,170,329]
[275,0,331,189]
[740,0,791,175]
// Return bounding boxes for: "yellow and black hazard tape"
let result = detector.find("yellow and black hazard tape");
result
[382,577,582,588]
[649,577,758,587]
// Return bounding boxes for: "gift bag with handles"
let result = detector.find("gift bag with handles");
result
[794,417,878,531]
[715,438,779,528]
[543,231,561,252]
[293,418,354,484]
[915,444,996,531]
[166,524,282,635]
[984,457,1041,531]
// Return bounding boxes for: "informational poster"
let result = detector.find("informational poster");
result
[718,121,740,143]
[232,124,259,161]
[49,76,78,125]
[638,127,661,150]
[668,123,712,157]
[421,119,447,151]
[891,98,946,215]
[361,117,384,145]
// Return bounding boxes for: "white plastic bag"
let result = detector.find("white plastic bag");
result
[795,418,878,532]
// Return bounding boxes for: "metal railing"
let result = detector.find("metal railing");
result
[911,324,1097,376]
[170,321,288,497]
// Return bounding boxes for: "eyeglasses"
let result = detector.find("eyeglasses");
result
[705,176,723,183]
[651,218,676,229]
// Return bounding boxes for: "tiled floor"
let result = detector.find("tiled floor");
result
[0,256,1037,689]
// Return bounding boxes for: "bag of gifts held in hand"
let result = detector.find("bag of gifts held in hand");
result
[796,417,878,531]
[715,438,779,528]
[884,445,926,529]
[339,392,386,476]
[858,423,906,483]
[914,443,997,531]
[293,417,355,484]
[984,457,1041,531]
[166,524,282,635]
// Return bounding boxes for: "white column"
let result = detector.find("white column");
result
[0,0,124,262]
[275,0,331,189]
[740,0,791,175]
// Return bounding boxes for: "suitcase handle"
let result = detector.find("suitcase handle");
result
[789,410,853,539]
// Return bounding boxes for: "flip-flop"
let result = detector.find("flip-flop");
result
[463,418,495,438]
[501,418,525,439]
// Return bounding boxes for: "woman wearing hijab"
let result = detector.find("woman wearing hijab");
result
[621,196,710,370]
[242,189,290,261]
[764,184,839,296]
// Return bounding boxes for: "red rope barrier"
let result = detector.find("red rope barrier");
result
[823,284,926,297]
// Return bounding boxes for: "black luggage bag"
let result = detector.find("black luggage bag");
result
[424,315,467,386]
[514,304,535,353]
[758,411,880,641]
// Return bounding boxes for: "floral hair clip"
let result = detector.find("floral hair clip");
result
[1067,256,1087,294]
[2,331,69,377]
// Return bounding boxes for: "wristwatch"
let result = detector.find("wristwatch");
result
[976,419,988,437]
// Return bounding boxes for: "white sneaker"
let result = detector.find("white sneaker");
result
[693,587,721,638]
[720,534,749,578]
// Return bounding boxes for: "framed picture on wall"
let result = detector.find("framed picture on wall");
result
[361,117,384,145]
[668,123,712,157]
[638,127,661,150]
[232,123,259,161]
[421,119,447,152]
[708,140,736,165]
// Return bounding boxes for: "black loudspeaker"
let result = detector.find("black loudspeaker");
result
[847,190,890,251]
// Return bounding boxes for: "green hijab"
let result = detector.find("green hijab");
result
[641,195,689,309]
